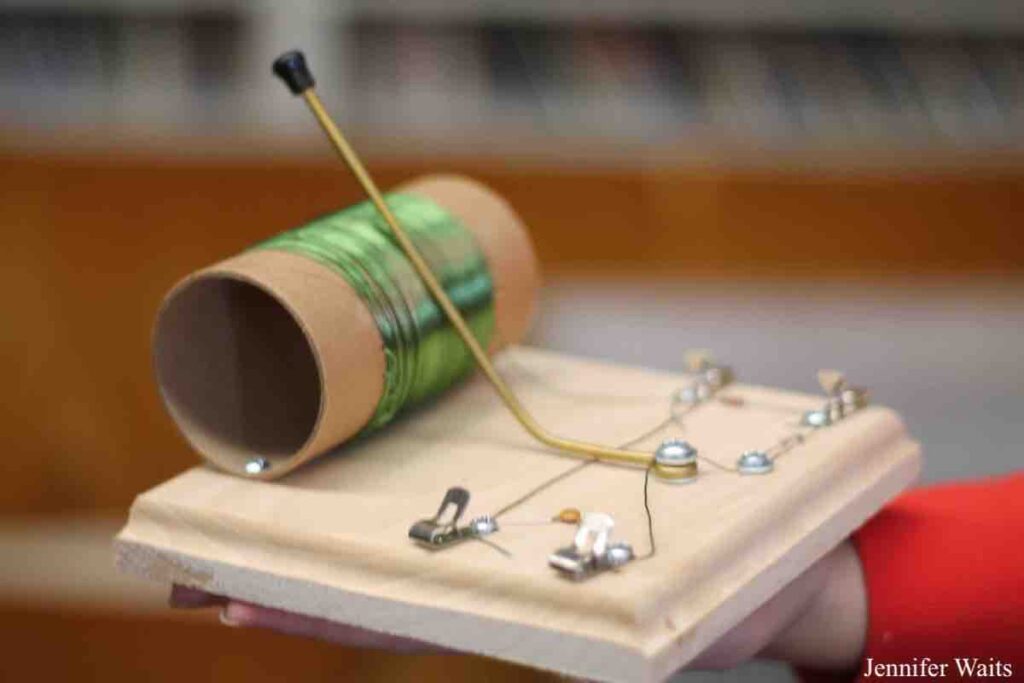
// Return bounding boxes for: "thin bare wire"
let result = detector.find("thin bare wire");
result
[487,383,833,563]
[491,413,675,520]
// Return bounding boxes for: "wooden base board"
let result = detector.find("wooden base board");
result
[116,347,920,682]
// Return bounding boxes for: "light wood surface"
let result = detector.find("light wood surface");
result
[0,520,547,682]
[117,347,920,682]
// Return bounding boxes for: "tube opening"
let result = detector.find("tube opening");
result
[154,275,322,472]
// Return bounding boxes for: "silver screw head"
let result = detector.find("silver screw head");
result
[245,457,270,475]
[676,385,701,404]
[655,438,697,466]
[469,515,498,536]
[603,542,634,568]
[737,450,773,475]
[801,409,830,429]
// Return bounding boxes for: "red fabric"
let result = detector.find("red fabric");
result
[852,473,1024,674]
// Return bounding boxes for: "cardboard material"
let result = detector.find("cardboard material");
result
[119,347,921,683]
[153,175,540,479]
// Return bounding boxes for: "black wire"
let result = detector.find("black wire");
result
[637,463,657,560]
[697,454,738,473]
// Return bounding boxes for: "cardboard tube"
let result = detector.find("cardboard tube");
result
[153,174,540,479]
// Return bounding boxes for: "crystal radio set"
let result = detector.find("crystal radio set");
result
[116,51,921,682]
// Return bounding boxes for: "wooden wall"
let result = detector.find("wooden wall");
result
[2,150,1022,516]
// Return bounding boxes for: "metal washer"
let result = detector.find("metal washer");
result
[737,450,773,475]
[654,439,699,484]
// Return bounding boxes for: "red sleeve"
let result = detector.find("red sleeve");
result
[852,472,1024,672]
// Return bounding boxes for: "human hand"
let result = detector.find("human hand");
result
[689,540,866,671]
[170,540,865,672]
[169,585,439,654]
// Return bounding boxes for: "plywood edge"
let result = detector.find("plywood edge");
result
[114,532,652,682]
[117,481,647,645]
[630,406,911,624]
[647,433,921,679]
[115,432,920,683]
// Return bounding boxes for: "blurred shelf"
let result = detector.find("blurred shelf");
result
[349,0,1024,32]
[1,2,1022,162]
[4,0,1024,31]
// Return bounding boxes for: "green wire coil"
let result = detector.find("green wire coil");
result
[254,192,495,432]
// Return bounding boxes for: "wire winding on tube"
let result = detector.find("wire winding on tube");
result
[257,192,495,431]
[273,49,695,480]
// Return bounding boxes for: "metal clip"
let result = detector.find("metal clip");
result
[409,487,498,548]
[548,512,634,580]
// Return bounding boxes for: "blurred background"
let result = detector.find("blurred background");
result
[1,0,1022,681]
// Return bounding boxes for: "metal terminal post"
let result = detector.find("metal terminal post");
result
[653,438,698,483]
[675,350,734,404]
[737,450,773,475]
[802,408,832,428]
[408,487,500,548]
[802,370,869,429]
[548,512,634,580]
[273,50,668,476]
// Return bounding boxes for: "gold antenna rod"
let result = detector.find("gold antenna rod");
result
[272,51,691,480]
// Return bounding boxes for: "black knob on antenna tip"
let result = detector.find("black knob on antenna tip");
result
[273,50,315,95]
